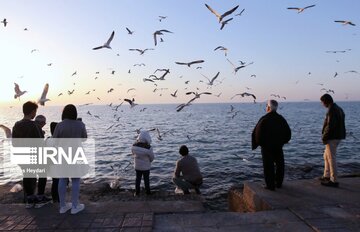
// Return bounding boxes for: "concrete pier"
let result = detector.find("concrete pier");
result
[0,177,359,231]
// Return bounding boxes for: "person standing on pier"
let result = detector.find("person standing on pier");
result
[132,130,155,196]
[319,94,346,187]
[252,100,291,191]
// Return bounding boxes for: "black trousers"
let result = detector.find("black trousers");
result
[135,170,150,194]
[261,147,284,189]
[51,178,59,202]
[23,177,47,202]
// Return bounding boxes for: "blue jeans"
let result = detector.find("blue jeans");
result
[58,178,80,208]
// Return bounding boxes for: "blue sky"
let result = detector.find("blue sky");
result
[0,0,359,106]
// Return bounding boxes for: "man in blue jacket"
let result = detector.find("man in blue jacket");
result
[252,100,291,190]
[319,94,346,187]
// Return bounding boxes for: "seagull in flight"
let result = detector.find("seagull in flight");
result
[170,90,178,97]
[220,18,233,30]
[158,16,167,22]
[153,29,173,46]
[201,72,220,86]
[186,91,212,99]
[1,18,7,27]
[235,9,245,16]
[334,20,356,26]
[92,30,115,50]
[127,88,136,93]
[38,83,50,106]
[14,83,27,100]
[126,27,134,35]
[124,98,137,108]
[129,48,154,55]
[231,92,256,102]
[227,59,254,74]
[205,4,239,23]
[175,60,204,67]
[214,46,228,56]
[287,5,316,13]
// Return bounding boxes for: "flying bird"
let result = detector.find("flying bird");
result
[214,46,228,56]
[124,98,137,108]
[170,90,178,97]
[202,72,220,86]
[107,88,114,93]
[127,88,136,93]
[153,29,173,46]
[14,83,27,100]
[38,83,50,106]
[235,8,245,16]
[92,30,115,50]
[205,4,239,23]
[220,18,233,30]
[227,59,254,74]
[231,92,256,102]
[175,60,204,67]
[334,20,356,26]
[287,5,316,13]
[129,48,154,55]
[126,27,134,35]
[1,18,7,27]
[158,16,167,22]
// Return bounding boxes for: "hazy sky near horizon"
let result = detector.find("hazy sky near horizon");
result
[0,0,359,107]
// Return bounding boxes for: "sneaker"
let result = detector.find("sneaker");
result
[318,176,330,181]
[59,203,72,214]
[262,184,275,191]
[321,180,339,188]
[25,198,35,209]
[71,204,85,215]
[34,196,52,209]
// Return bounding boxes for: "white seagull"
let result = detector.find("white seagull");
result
[175,60,204,67]
[220,18,233,30]
[287,5,316,13]
[205,4,239,23]
[1,18,7,27]
[153,29,173,46]
[14,83,27,100]
[334,20,356,26]
[38,83,50,106]
[201,72,220,86]
[124,98,137,108]
[92,30,115,50]
[126,27,134,35]
[214,46,228,56]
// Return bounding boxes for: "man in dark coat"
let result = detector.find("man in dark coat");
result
[319,94,346,187]
[252,100,291,190]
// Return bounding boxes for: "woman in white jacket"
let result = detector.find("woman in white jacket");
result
[132,130,154,196]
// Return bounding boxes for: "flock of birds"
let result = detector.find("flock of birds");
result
[1,3,358,135]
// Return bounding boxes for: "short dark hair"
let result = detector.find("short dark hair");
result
[50,122,58,136]
[320,94,333,105]
[23,101,38,115]
[179,145,189,156]
[61,104,77,120]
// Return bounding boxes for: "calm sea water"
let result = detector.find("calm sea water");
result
[1,102,360,209]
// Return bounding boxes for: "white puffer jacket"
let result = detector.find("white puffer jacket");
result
[131,131,154,171]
